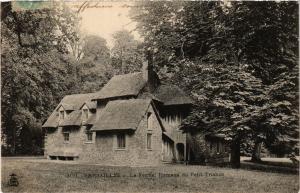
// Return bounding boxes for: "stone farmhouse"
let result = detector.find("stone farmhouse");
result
[42,61,230,166]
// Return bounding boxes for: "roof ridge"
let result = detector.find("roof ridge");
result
[108,98,152,103]
[92,72,146,100]
[64,92,96,97]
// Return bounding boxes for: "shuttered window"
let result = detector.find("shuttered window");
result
[117,134,126,149]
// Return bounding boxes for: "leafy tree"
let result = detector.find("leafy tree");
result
[78,35,113,92]
[81,35,110,60]
[207,1,298,84]
[174,61,265,167]
[254,64,299,159]
[217,1,299,161]
[111,30,144,74]
[131,1,299,167]
[1,2,80,155]
[131,2,222,69]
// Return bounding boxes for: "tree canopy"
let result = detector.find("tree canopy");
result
[111,30,144,74]
[1,2,81,155]
[131,1,299,165]
[78,35,113,93]
[1,1,298,165]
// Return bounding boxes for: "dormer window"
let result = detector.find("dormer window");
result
[146,112,153,150]
[82,109,88,120]
[147,112,153,130]
[59,110,65,120]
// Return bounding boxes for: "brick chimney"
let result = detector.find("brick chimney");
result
[142,51,153,83]
[142,51,159,92]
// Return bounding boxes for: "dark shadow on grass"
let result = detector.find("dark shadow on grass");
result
[244,159,297,168]
[241,160,299,174]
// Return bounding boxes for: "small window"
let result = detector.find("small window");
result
[63,132,69,142]
[63,132,69,141]
[117,134,126,149]
[147,112,153,130]
[217,141,220,153]
[147,133,152,149]
[83,109,88,120]
[86,131,93,141]
[60,110,65,120]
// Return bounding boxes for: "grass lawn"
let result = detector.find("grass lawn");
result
[1,157,299,193]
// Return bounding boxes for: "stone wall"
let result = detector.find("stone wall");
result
[80,105,165,166]
[45,124,90,158]
[45,104,168,166]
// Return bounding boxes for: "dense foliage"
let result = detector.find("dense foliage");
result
[1,2,81,155]
[1,1,298,165]
[1,2,145,155]
[131,1,299,165]
[111,30,144,74]
[78,35,113,93]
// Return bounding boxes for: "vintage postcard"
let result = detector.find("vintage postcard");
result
[1,1,299,193]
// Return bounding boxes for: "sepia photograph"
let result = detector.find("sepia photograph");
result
[1,1,299,192]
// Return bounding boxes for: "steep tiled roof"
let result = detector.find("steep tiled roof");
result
[57,93,96,110]
[138,92,162,102]
[42,111,59,128]
[84,113,97,126]
[85,101,97,109]
[43,93,95,128]
[80,101,97,110]
[163,132,174,142]
[43,73,193,129]
[91,99,151,131]
[92,72,147,100]
[60,111,82,127]
[57,103,74,111]
[154,84,194,106]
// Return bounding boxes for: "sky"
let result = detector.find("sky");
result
[68,1,142,48]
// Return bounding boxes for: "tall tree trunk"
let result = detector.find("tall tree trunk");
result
[251,140,262,162]
[230,139,241,168]
[13,126,16,155]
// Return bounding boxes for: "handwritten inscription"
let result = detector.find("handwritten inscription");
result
[74,1,149,13]
[75,2,113,13]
